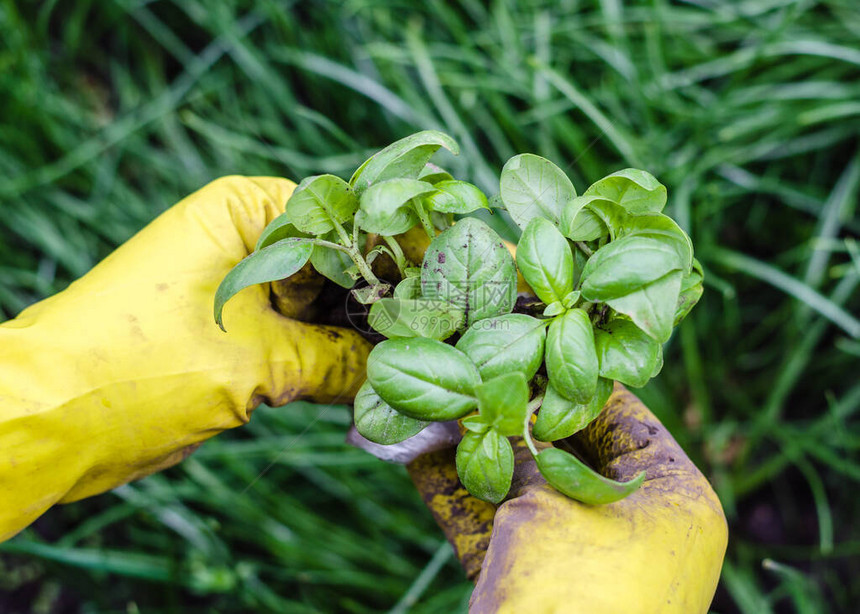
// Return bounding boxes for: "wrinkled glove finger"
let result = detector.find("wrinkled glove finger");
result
[406,447,495,580]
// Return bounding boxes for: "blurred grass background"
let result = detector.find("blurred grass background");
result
[1,0,859,612]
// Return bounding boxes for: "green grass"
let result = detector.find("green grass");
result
[1,0,859,612]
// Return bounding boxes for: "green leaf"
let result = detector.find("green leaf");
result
[455,314,547,381]
[652,344,664,378]
[285,175,358,235]
[423,180,490,214]
[366,338,480,421]
[420,218,517,327]
[605,271,683,343]
[536,447,645,504]
[594,319,660,388]
[255,212,308,251]
[393,276,422,299]
[545,309,599,403]
[456,430,514,504]
[583,169,667,214]
[214,238,313,331]
[368,298,465,340]
[580,235,683,301]
[620,213,693,270]
[516,217,574,305]
[499,153,576,229]
[351,130,459,194]
[348,155,374,187]
[675,258,704,325]
[560,195,627,242]
[562,290,581,309]
[533,377,613,442]
[462,414,491,434]
[353,381,428,445]
[351,283,392,305]
[543,301,565,317]
[418,162,454,184]
[355,178,435,235]
[573,247,588,288]
[310,232,354,288]
[476,372,530,437]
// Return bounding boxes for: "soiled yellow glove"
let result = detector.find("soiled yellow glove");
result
[408,385,727,613]
[0,176,371,541]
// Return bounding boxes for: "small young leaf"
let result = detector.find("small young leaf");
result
[353,381,428,445]
[462,414,491,434]
[256,212,308,251]
[456,430,514,504]
[516,217,575,306]
[344,265,362,281]
[605,270,683,343]
[543,301,565,317]
[580,235,683,301]
[533,377,613,442]
[421,218,517,326]
[476,372,530,437]
[562,290,581,309]
[351,282,392,304]
[355,178,435,235]
[366,338,480,421]
[423,180,490,214]
[583,169,667,214]
[455,314,547,381]
[351,130,459,194]
[674,258,704,325]
[500,154,576,229]
[620,213,693,270]
[214,238,313,330]
[545,308,599,404]
[394,276,422,299]
[418,162,454,184]
[560,195,626,242]
[368,298,465,340]
[594,319,661,388]
[536,447,645,504]
[286,175,358,235]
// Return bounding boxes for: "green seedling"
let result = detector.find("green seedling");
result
[214,131,703,506]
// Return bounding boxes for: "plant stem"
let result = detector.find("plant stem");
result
[350,246,381,285]
[575,241,594,257]
[311,238,352,254]
[316,225,381,286]
[382,235,408,274]
[413,200,436,240]
[333,222,353,248]
[523,394,544,458]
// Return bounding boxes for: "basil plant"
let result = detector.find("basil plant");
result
[215,131,703,506]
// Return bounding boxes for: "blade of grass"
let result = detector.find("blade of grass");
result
[709,247,860,338]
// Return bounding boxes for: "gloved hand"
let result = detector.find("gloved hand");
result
[407,384,728,613]
[0,176,371,541]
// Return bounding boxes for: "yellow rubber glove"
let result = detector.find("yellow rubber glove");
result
[0,176,371,542]
[408,384,728,613]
